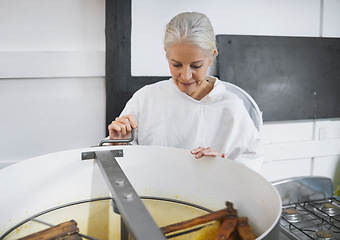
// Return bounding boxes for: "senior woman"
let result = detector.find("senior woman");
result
[108,12,262,171]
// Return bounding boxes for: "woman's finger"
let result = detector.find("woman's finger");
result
[115,114,138,134]
[201,147,220,156]
[191,146,205,154]
[108,122,121,134]
[108,124,120,139]
[114,117,130,134]
[191,147,224,159]
[194,152,203,159]
[125,113,138,129]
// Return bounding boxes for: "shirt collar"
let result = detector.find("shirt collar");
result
[170,76,225,104]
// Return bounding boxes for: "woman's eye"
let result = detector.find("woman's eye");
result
[173,64,182,68]
[191,65,202,69]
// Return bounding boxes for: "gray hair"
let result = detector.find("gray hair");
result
[164,12,218,58]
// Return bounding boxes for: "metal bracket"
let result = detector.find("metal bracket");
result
[81,149,123,160]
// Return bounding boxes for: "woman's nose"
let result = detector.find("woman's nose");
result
[181,67,193,81]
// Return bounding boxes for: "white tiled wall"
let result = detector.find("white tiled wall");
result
[314,156,340,185]
[260,119,340,189]
[260,158,312,181]
[0,0,106,169]
[0,77,106,169]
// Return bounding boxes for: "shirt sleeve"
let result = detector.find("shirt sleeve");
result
[233,129,263,172]
[234,149,263,173]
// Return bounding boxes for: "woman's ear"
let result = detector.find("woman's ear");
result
[212,49,217,57]
[207,49,217,66]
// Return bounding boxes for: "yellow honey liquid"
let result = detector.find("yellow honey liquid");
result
[4,198,211,240]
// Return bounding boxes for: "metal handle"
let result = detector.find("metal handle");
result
[98,128,135,146]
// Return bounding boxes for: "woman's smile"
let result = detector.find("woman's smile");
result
[178,81,195,87]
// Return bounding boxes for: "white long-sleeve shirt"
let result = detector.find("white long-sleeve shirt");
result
[119,77,263,171]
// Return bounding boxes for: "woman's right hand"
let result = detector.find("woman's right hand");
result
[108,113,138,139]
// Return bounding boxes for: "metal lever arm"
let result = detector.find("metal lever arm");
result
[83,150,166,240]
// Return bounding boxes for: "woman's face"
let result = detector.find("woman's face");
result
[167,43,214,95]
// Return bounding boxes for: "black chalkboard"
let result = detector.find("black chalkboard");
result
[216,35,340,121]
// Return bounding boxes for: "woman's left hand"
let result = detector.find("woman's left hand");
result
[190,147,226,159]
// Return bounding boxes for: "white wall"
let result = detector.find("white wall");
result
[0,0,339,190]
[0,0,106,168]
[260,120,340,185]
[132,0,324,76]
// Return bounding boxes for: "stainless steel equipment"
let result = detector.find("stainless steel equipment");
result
[273,177,340,240]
